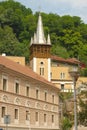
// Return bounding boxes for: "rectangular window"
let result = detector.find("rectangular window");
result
[44,114,46,122]
[60,72,65,79]
[40,68,44,76]
[60,73,62,79]
[63,73,65,79]
[50,72,52,79]
[3,78,7,91]
[14,109,18,119]
[45,91,47,101]
[52,115,54,123]
[2,107,6,118]
[26,111,29,120]
[52,94,54,103]
[26,86,29,97]
[36,89,39,99]
[35,112,38,122]
[15,82,19,94]
[61,84,64,90]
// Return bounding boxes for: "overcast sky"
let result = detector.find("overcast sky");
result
[1,0,87,23]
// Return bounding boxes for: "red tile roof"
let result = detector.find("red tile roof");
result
[51,55,80,65]
[0,56,59,90]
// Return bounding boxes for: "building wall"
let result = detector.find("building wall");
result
[5,56,25,66]
[30,58,51,81]
[51,66,71,80]
[0,68,59,130]
[36,58,50,80]
[51,66,74,91]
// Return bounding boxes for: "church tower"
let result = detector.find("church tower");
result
[30,13,51,81]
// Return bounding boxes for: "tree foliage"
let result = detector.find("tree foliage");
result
[0,0,87,67]
[59,92,73,130]
[78,91,87,126]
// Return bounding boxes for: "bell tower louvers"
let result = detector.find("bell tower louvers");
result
[30,13,51,81]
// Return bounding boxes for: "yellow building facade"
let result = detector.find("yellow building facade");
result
[0,56,59,130]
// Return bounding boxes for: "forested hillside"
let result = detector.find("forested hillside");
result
[0,0,87,69]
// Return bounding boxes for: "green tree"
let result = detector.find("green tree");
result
[59,93,73,130]
[59,29,84,58]
[78,91,87,126]
[51,44,69,58]
[62,117,72,130]
[0,25,21,56]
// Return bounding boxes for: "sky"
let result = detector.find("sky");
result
[1,0,87,23]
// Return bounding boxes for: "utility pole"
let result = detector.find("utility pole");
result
[69,69,79,130]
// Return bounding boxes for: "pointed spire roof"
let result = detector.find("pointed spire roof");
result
[47,34,51,45]
[36,13,46,44]
[30,13,51,46]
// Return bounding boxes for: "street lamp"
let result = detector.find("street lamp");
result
[69,69,79,130]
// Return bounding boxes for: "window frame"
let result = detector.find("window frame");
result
[36,88,40,99]
[2,75,8,91]
[14,80,20,94]
[60,72,65,79]
[26,110,30,120]
[14,108,19,120]
[52,94,55,104]
[44,113,47,123]
[40,67,44,76]
[35,112,39,122]
[52,114,54,123]
[44,91,47,101]
[1,106,6,118]
[26,84,30,97]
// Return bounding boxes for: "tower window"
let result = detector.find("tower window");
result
[40,68,44,75]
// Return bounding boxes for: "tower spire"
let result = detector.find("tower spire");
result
[47,34,51,45]
[36,13,46,44]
